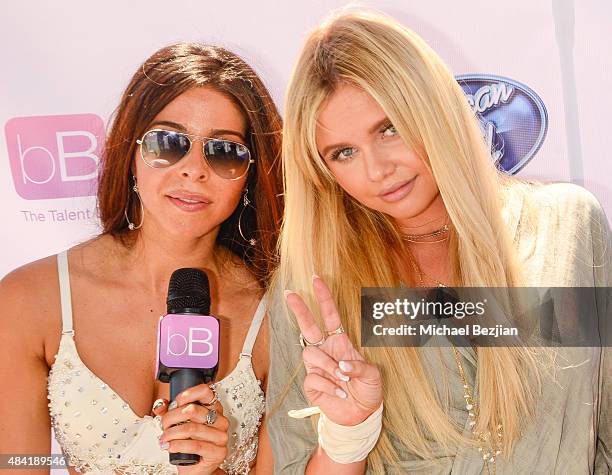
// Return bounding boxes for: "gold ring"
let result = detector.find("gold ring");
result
[299,333,326,348]
[326,324,345,336]
[203,386,219,407]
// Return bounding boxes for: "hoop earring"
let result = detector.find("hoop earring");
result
[124,176,144,231]
[238,188,257,246]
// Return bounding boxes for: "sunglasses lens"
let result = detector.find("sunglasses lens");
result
[141,130,190,168]
[204,140,251,179]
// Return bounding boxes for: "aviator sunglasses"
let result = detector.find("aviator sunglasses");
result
[136,128,254,180]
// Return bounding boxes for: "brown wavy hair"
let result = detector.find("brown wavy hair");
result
[97,43,283,285]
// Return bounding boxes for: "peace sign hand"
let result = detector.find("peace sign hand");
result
[285,276,383,426]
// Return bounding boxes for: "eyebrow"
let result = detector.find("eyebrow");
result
[148,121,247,142]
[319,117,391,158]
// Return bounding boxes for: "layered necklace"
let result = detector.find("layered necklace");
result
[404,230,502,475]
[402,223,449,243]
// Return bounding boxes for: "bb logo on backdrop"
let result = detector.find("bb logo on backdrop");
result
[5,114,105,200]
[456,74,548,175]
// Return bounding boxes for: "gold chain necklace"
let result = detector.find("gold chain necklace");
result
[451,347,502,475]
[402,223,449,242]
[406,250,502,474]
[405,247,447,288]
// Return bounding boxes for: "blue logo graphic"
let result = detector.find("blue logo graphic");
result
[456,74,548,175]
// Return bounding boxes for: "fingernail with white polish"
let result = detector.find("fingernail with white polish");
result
[335,368,350,382]
[335,388,347,399]
[160,440,169,450]
[339,361,353,372]
[152,399,165,411]
[284,289,294,298]
[168,401,178,410]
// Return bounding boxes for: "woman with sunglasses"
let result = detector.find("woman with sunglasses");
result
[264,10,611,475]
[0,43,282,474]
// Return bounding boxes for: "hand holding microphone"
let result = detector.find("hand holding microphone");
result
[156,268,230,472]
[153,385,229,475]
[285,276,383,464]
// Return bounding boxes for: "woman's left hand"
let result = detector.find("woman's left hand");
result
[153,384,229,474]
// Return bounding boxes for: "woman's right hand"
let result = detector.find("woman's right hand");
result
[285,276,383,426]
[152,385,229,475]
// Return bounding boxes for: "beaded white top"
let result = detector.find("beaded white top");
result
[47,251,266,474]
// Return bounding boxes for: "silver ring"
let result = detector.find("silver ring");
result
[299,333,326,348]
[205,408,217,425]
[326,324,345,336]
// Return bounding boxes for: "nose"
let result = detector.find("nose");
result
[177,142,211,181]
[363,150,396,182]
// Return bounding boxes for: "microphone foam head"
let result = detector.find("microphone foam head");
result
[167,268,211,314]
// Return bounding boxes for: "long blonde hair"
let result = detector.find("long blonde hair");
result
[275,9,539,472]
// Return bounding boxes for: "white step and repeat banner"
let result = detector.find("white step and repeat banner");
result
[2,1,611,278]
[1,0,610,469]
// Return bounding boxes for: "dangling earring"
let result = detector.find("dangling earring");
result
[124,176,144,231]
[238,188,257,246]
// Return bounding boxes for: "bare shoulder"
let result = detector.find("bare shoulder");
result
[0,254,62,346]
[0,251,83,450]
[0,236,111,356]
[221,250,270,374]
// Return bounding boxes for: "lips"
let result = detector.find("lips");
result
[167,191,212,212]
[378,177,417,203]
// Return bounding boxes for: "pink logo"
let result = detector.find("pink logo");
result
[5,114,105,200]
[158,314,220,370]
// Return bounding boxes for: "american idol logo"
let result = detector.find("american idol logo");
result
[456,74,548,175]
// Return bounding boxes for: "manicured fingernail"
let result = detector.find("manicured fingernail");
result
[159,440,169,450]
[284,289,295,298]
[339,361,353,372]
[168,401,178,410]
[152,399,165,411]
[335,388,347,399]
[335,368,350,382]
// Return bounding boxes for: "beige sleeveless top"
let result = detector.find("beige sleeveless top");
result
[48,251,266,474]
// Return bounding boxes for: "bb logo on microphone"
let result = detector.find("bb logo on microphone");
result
[456,74,548,175]
[157,314,220,370]
[5,114,105,200]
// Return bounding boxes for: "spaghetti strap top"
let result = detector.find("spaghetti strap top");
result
[48,251,266,474]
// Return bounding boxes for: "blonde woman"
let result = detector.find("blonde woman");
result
[263,10,611,475]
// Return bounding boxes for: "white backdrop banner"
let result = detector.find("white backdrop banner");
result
[1,0,610,468]
[2,0,610,278]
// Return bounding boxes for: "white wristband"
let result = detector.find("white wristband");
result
[317,403,383,464]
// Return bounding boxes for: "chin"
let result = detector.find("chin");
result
[386,201,427,222]
[157,220,214,240]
